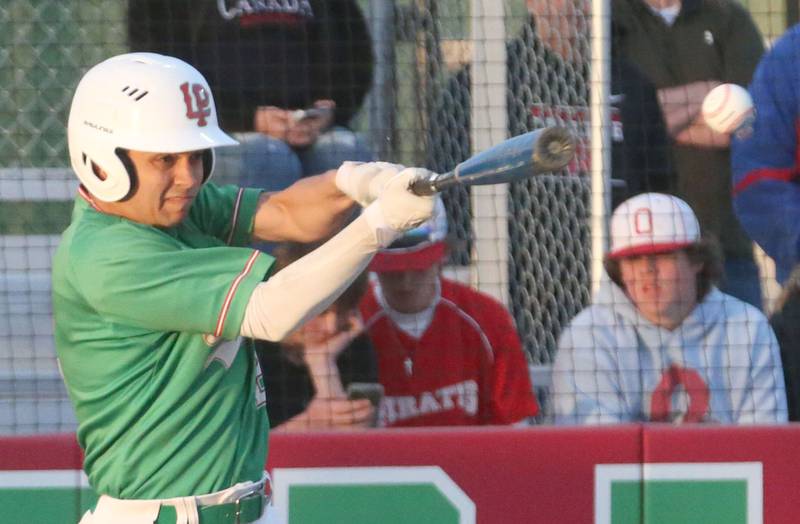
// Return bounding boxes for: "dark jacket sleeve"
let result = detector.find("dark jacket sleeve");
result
[127,0,199,57]
[770,290,800,422]
[309,0,375,127]
[720,1,765,84]
[612,54,674,204]
[255,340,314,429]
[335,333,379,388]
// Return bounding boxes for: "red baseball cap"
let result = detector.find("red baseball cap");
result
[370,197,448,272]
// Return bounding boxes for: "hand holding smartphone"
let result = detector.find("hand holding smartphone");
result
[290,106,333,123]
[347,382,383,428]
[282,100,335,147]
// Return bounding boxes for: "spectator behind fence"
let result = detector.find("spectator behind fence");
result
[768,265,800,422]
[731,24,800,283]
[255,242,378,431]
[359,198,539,427]
[429,0,673,207]
[552,193,787,425]
[612,0,765,307]
[127,0,375,192]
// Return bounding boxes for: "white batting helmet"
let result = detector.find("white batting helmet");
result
[67,52,238,202]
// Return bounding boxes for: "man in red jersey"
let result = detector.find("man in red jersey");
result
[360,198,539,427]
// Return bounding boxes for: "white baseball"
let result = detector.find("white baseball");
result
[701,83,754,134]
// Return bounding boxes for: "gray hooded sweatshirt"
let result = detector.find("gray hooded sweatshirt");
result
[552,278,787,424]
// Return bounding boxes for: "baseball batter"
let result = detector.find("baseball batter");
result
[551,193,787,425]
[359,199,539,427]
[53,52,434,523]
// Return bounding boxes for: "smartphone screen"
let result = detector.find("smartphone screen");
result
[291,107,332,122]
[346,382,384,407]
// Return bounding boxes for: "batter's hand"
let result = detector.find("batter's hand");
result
[363,168,436,247]
[335,161,406,207]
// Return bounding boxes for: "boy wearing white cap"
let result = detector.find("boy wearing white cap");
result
[552,193,787,424]
[360,198,540,427]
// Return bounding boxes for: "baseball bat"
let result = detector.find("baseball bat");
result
[409,126,576,196]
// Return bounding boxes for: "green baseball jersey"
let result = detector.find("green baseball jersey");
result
[52,183,275,499]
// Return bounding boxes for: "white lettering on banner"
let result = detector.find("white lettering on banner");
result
[379,380,479,425]
[460,381,478,414]
[419,392,440,415]
[438,383,458,410]
[398,397,418,420]
[217,0,312,20]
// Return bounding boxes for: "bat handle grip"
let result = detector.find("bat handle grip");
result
[408,172,441,196]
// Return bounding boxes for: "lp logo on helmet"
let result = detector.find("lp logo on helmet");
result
[180,82,211,127]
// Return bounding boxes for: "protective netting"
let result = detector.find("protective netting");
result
[1,1,126,434]
[426,9,593,367]
[0,0,793,433]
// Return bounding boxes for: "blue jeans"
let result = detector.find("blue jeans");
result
[237,126,375,193]
[720,255,763,310]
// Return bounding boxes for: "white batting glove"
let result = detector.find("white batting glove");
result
[363,168,436,247]
[335,161,406,207]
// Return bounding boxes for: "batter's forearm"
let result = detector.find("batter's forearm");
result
[242,169,434,341]
[251,170,355,243]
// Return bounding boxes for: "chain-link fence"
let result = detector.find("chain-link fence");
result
[1,0,794,433]
[1,1,127,434]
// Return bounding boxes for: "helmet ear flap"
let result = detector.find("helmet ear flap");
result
[71,142,132,203]
[202,149,215,183]
[114,148,139,201]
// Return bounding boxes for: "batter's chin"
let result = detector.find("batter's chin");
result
[158,209,192,228]
[165,197,195,215]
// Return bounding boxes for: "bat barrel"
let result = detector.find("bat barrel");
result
[408,126,576,195]
[532,126,576,174]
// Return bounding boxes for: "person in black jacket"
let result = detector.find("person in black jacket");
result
[429,1,672,205]
[769,265,800,422]
[612,0,765,308]
[254,241,378,430]
[128,0,375,191]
